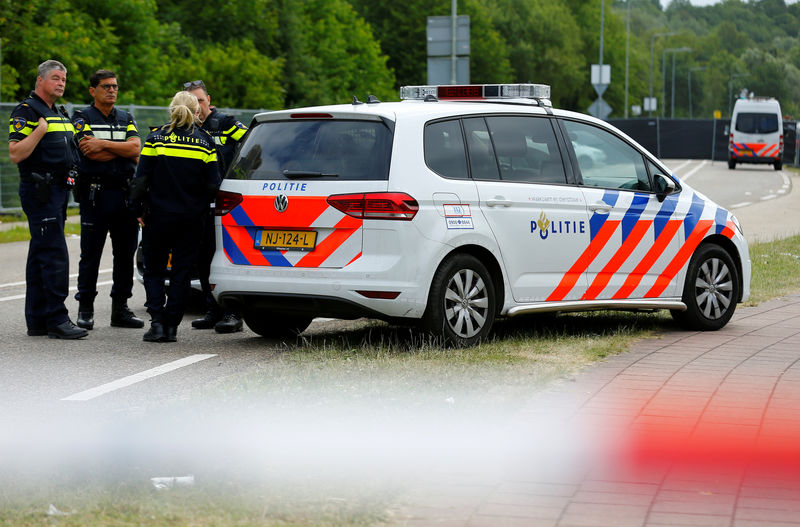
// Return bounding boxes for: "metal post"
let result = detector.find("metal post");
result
[671,52,676,119]
[688,66,706,119]
[728,73,749,116]
[662,47,691,119]
[450,0,457,85]
[649,32,676,117]
[624,0,631,118]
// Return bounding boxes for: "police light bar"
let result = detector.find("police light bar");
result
[400,83,551,101]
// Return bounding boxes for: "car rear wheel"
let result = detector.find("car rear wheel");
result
[242,310,312,339]
[422,254,496,347]
[671,244,739,331]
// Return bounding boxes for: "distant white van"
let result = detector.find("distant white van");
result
[728,97,783,170]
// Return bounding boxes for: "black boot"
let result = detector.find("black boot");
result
[111,299,145,328]
[215,313,243,333]
[76,303,94,330]
[163,325,178,343]
[191,310,223,329]
[143,321,166,342]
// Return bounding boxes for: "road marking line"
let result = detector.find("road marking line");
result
[730,202,752,209]
[670,160,693,173]
[676,160,707,182]
[61,354,218,402]
[0,280,114,302]
[1,269,111,289]
[761,194,777,201]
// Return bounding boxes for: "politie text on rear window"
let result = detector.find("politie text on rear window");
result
[227,120,393,181]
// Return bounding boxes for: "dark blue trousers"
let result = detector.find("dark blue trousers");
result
[141,213,202,327]
[19,181,70,331]
[75,188,139,306]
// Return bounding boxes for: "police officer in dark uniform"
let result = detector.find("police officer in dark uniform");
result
[72,69,144,330]
[129,91,221,343]
[183,80,248,334]
[8,59,87,339]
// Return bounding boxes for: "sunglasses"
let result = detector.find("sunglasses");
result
[183,80,205,89]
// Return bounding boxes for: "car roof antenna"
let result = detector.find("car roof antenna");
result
[352,95,364,105]
[367,95,381,104]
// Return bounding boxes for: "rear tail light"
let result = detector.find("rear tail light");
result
[729,133,734,147]
[780,134,784,153]
[356,290,401,299]
[327,192,419,220]
[215,190,243,216]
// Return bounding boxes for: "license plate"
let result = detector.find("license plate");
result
[739,149,753,156]
[255,229,317,251]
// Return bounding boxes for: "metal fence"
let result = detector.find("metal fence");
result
[1,102,267,213]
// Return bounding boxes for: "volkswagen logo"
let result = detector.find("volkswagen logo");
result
[274,194,289,213]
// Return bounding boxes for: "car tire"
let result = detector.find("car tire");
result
[242,311,312,339]
[422,254,496,347]
[671,244,739,331]
[728,159,736,170]
[774,159,782,171]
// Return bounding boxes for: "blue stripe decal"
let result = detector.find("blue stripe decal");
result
[222,225,249,265]
[683,192,705,241]
[715,206,728,234]
[259,249,292,267]
[621,194,649,241]
[654,194,679,239]
[230,205,254,227]
[590,190,619,240]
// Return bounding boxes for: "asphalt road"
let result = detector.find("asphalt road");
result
[0,160,795,422]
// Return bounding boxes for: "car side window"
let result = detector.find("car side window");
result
[424,119,469,179]
[484,116,567,184]
[463,117,500,180]
[563,120,652,192]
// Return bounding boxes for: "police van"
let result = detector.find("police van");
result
[209,84,751,346]
[729,96,783,170]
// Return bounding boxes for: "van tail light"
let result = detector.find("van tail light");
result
[780,134,784,153]
[729,133,734,148]
[215,190,243,216]
[327,192,419,220]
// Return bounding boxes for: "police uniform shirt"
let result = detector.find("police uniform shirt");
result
[8,92,76,174]
[201,107,247,172]
[72,104,139,183]
[131,126,221,216]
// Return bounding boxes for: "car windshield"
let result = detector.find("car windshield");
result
[227,119,393,181]
[735,112,779,134]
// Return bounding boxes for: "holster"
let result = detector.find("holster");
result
[29,172,52,205]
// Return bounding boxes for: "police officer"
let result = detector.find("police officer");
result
[129,91,221,343]
[183,80,248,334]
[72,70,144,330]
[8,59,87,339]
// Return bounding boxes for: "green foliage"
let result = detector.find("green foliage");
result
[2,0,800,117]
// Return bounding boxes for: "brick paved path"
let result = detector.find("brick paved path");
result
[397,293,800,526]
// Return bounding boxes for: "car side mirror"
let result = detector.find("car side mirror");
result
[654,173,676,202]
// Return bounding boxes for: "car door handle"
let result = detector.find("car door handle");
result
[486,197,512,207]
[588,202,612,214]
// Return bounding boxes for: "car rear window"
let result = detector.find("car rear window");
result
[735,112,779,134]
[227,119,393,180]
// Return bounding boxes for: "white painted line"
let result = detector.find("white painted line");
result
[669,160,693,173]
[676,160,707,182]
[61,354,217,402]
[0,280,114,302]
[761,194,777,201]
[730,202,752,209]
[2,268,111,289]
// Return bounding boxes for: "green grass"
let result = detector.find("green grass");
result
[747,234,800,305]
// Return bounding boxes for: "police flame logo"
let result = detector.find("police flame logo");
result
[274,194,289,213]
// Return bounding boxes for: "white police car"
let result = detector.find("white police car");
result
[209,84,751,346]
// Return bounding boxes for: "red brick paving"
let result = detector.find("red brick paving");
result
[396,294,800,526]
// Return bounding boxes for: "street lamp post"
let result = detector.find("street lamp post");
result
[649,31,677,117]
[728,73,750,116]
[688,66,706,119]
[624,0,631,118]
[662,47,691,118]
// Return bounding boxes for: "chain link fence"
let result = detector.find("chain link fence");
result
[1,102,267,213]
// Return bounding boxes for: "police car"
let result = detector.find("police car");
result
[209,84,751,346]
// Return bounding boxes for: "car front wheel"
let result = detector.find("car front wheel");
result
[242,310,312,339]
[422,254,496,347]
[671,244,739,331]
